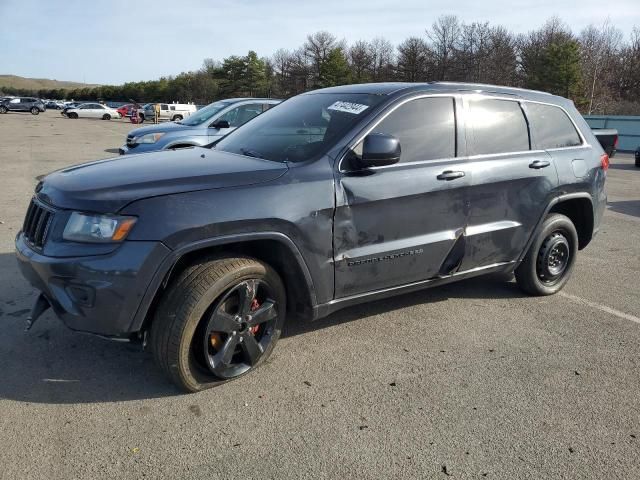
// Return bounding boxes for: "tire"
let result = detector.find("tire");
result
[102,114,111,120]
[0,106,7,114]
[31,107,39,115]
[150,256,286,392]
[172,115,183,122]
[68,112,78,119]
[515,213,578,296]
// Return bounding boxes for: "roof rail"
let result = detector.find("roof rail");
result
[432,82,553,96]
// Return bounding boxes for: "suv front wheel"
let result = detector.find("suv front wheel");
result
[150,256,286,392]
[30,107,40,115]
[515,213,578,296]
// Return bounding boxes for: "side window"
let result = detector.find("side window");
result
[467,99,530,155]
[161,104,169,111]
[525,103,582,149]
[366,97,456,163]
[10,98,20,104]
[218,104,263,127]
[262,103,276,111]
[169,105,175,111]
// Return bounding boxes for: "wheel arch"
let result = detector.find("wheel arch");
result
[129,233,317,335]
[548,195,594,250]
[517,193,595,265]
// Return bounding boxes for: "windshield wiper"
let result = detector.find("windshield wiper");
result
[239,148,265,159]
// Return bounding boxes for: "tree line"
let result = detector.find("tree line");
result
[3,16,639,114]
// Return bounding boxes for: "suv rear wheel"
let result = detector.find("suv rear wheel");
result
[30,107,39,115]
[515,213,578,296]
[172,115,183,122]
[0,106,7,114]
[150,256,286,392]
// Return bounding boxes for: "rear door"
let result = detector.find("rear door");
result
[333,95,471,297]
[460,96,559,271]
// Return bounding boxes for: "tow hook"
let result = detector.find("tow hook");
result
[25,294,50,331]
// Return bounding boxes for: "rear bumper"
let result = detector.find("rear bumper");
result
[15,233,171,337]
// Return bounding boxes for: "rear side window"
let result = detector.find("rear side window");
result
[370,97,456,163]
[525,103,582,149]
[467,99,529,155]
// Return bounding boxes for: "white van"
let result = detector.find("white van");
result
[140,103,197,123]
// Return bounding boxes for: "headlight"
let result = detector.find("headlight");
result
[63,212,137,243]
[133,132,165,144]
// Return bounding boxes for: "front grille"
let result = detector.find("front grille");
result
[22,198,54,249]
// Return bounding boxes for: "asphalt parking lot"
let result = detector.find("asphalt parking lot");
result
[0,109,639,479]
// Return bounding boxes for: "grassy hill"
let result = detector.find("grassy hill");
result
[0,75,100,91]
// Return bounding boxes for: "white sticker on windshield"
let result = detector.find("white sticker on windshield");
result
[327,101,369,115]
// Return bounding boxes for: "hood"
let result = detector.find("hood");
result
[38,147,288,212]
[127,121,192,138]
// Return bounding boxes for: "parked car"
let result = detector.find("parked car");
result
[16,82,608,392]
[65,103,121,120]
[592,129,618,158]
[120,98,280,155]
[0,97,45,115]
[138,103,197,123]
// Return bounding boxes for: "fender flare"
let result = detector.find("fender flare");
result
[516,192,594,264]
[127,231,318,333]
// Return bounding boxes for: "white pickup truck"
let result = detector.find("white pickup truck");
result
[139,103,197,123]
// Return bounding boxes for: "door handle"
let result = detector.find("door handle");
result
[529,160,550,169]
[437,170,466,181]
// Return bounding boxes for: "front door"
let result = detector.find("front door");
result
[460,96,559,271]
[333,96,470,298]
[208,103,264,141]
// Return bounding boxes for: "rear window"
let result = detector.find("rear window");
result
[468,99,530,155]
[525,103,582,149]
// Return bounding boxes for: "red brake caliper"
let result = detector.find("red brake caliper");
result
[249,298,260,335]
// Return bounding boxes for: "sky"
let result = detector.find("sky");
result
[1,0,638,85]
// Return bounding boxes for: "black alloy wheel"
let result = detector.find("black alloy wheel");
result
[200,279,279,379]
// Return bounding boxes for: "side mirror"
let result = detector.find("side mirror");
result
[210,120,230,129]
[359,133,401,167]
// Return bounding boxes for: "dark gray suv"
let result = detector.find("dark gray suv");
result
[15,82,608,392]
[0,97,46,114]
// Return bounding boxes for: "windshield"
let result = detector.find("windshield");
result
[214,93,386,162]
[180,100,232,126]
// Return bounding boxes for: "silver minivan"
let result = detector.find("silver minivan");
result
[119,98,281,155]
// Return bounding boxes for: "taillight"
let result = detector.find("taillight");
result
[614,135,619,149]
[600,153,609,171]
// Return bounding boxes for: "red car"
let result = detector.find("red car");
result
[116,104,134,118]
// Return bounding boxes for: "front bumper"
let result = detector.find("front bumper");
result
[15,233,171,337]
